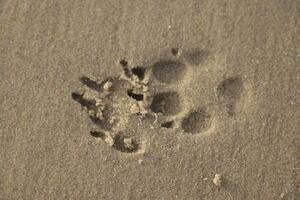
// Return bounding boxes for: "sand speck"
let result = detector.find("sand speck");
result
[213,174,222,187]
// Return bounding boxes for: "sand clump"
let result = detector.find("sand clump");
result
[213,174,222,187]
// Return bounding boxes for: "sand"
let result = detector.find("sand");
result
[0,0,299,199]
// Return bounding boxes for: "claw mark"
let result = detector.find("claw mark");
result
[161,121,174,128]
[79,76,102,92]
[131,67,146,80]
[71,91,112,130]
[127,89,144,101]
[120,59,132,78]
[89,116,112,131]
[90,131,114,146]
[90,130,105,138]
[120,59,128,67]
[71,92,96,110]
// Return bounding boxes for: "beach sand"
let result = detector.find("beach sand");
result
[0,0,299,199]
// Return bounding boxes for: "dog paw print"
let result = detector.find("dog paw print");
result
[71,48,245,153]
[146,49,214,134]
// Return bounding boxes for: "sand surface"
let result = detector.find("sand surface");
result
[0,0,299,199]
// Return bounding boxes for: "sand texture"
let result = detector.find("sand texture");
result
[0,0,299,199]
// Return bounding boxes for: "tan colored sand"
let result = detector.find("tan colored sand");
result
[0,0,299,199]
